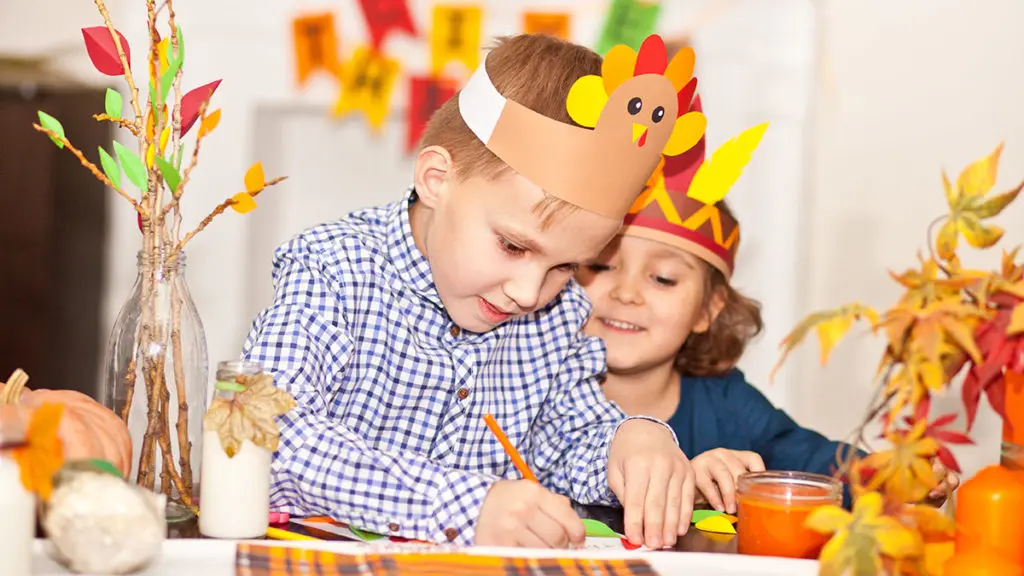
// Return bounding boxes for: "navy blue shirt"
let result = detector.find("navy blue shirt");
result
[666,368,863,507]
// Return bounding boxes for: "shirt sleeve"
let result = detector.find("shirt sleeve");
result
[526,332,677,506]
[241,238,497,545]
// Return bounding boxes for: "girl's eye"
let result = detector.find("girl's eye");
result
[498,237,526,255]
[586,263,611,273]
[654,276,677,287]
[556,263,578,273]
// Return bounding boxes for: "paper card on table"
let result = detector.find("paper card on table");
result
[595,0,661,54]
[430,5,482,78]
[358,0,417,49]
[523,12,570,39]
[690,509,723,524]
[332,45,401,133]
[292,12,342,87]
[406,75,457,153]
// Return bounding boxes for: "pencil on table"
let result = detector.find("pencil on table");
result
[483,413,537,482]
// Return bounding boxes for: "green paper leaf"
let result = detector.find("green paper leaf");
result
[113,141,147,190]
[174,143,185,170]
[85,458,123,479]
[37,111,65,148]
[97,146,122,189]
[349,527,385,542]
[160,26,185,101]
[690,509,724,524]
[582,518,620,538]
[215,380,246,392]
[104,88,123,119]
[155,156,182,193]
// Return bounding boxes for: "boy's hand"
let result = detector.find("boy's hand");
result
[923,459,961,507]
[475,480,586,548]
[691,449,765,514]
[607,419,695,549]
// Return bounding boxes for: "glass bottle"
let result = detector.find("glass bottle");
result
[198,360,271,539]
[0,407,35,576]
[100,247,208,524]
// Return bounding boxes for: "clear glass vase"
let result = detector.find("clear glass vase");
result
[100,247,208,523]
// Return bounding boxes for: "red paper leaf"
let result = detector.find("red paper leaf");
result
[935,445,961,474]
[180,80,222,136]
[676,77,698,119]
[82,26,132,76]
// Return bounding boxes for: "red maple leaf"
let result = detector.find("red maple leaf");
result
[904,405,974,474]
[962,294,1024,431]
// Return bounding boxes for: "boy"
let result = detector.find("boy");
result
[241,33,707,549]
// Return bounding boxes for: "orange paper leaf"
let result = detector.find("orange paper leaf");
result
[199,109,221,138]
[12,403,65,501]
[231,192,257,214]
[244,162,265,193]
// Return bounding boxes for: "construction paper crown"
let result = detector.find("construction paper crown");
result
[458,34,707,220]
[622,93,769,279]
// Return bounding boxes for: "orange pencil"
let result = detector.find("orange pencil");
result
[483,413,537,482]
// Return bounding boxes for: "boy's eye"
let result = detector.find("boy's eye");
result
[556,263,578,273]
[586,263,611,273]
[654,276,677,287]
[498,236,526,255]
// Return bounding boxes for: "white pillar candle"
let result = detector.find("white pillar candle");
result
[198,429,271,538]
[0,451,36,576]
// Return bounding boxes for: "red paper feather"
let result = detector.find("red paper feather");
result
[82,26,132,76]
[676,77,698,119]
[180,80,222,136]
[633,34,667,77]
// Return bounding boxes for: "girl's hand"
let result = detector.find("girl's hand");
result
[923,459,961,507]
[691,448,765,514]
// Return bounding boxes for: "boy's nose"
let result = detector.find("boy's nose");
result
[503,272,544,312]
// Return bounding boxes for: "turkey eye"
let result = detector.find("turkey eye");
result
[627,97,643,115]
[652,106,665,123]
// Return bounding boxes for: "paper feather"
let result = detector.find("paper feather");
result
[686,122,769,205]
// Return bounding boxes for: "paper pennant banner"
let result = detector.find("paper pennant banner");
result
[595,0,661,54]
[293,12,342,87]
[333,46,401,133]
[358,0,417,49]
[406,75,456,153]
[430,5,482,77]
[523,12,570,39]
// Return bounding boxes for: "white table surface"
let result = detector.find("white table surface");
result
[32,538,820,575]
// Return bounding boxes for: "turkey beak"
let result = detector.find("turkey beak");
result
[631,123,648,145]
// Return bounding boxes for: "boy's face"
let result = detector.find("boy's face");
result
[576,235,713,374]
[412,150,620,333]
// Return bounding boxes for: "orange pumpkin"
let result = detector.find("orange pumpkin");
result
[1,369,132,478]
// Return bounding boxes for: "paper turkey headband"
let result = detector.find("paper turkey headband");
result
[457,34,707,220]
[622,93,769,280]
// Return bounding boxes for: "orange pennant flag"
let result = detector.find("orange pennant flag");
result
[293,12,341,87]
[523,12,570,39]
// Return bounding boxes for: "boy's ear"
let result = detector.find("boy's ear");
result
[414,146,454,210]
[692,287,726,334]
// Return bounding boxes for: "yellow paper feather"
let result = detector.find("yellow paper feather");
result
[687,122,769,205]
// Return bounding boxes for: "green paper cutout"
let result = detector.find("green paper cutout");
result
[350,527,385,541]
[595,0,661,54]
[690,510,724,524]
[113,141,147,190]
[85,458,123,479]
[174,143,185,171]
[155,156,181,193]
[215,380,246,392]
[160,27,185,101]
[37,111,65,149]
[98,146,122,189]
[105,88,123,119]
[582,518,620,538]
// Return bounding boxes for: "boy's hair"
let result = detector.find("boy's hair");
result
[676,201,764,376]
[419,34,602,228]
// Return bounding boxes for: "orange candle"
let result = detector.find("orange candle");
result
[736,471,843,559]
[951,465,1024,567]
[1003,371,1024,473]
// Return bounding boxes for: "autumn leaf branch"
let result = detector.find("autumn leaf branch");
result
[93,113,140,136]
[93,0,142,127]
[175,176,288,251]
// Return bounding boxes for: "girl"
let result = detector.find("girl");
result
[575,128,959,513]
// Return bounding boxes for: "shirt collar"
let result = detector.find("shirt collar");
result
[387,187,445,308]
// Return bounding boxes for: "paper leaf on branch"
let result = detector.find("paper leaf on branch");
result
[104,88,123,119]
[770,303,879,381]
[37,111,66,149]
[159,27,185,101]
[81,26,132,76]
[202,373,296,457]
[155,157,181,193]
[11,403,65,501]
[113,141,147,190]
[244,162,265,193]
[230,193,257,214]
[198,109,221,138]
[180,80,222,136]
[97,146,122,189]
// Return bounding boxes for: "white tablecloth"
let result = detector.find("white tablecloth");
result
[32,539,819,575]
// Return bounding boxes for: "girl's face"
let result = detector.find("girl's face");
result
[576,235,715,374]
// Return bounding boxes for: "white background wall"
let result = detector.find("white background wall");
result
[3,0,1020,484]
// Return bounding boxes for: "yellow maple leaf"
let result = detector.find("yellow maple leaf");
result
[771,303,879,381]
[863,421,939,503]
[808,492,923,576]
[11,402,65,501]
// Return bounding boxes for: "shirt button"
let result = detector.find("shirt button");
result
[388,522,400,532]
[456,387,470,400]
[449,325,460,337]
[444,527,459,541]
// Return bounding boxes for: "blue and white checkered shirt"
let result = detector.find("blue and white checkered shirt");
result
[241,188,639,545]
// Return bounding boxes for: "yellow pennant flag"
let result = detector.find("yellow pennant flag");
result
[523,12,570,39]
[430,5,482,77]
[332,45,401,133]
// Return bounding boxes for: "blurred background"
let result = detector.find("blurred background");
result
[1,0,1021,484]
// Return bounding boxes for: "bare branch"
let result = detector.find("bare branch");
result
[93,113,140,136]
[175,176,288,251]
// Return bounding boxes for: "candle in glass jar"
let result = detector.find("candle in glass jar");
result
[0,408,35,576]
[736,471,843,559]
